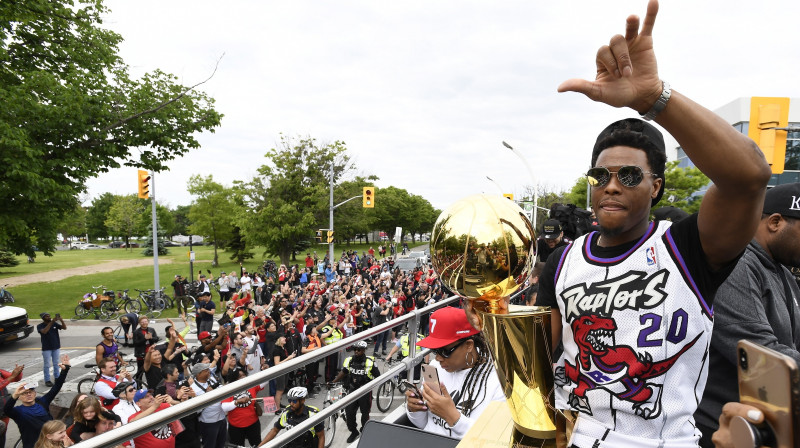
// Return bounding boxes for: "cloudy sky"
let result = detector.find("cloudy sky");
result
[86,0,800,212]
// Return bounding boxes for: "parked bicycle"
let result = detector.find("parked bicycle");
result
[375,358,409,412]
[72,285,114,320]
[0,284,15,303]
[99,289,141,320]
[134,288,167,318]
[322,382,346,448]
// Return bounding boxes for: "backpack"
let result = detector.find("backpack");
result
[548,203,594,240]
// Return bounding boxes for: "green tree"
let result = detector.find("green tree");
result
[563,178,590,211]
[59,200,88,242]
[0,0,221,258]
[86,193,116,241]
[187,175,237,266]
[371,186,417,242]
[661,161,709,214]
[172,205,192,236]
[105,195,146,249]
[406,194,439,242]
[238,135,350,266]
[141,222,168,256]
[228,226,254,264]
[332,177,380,244]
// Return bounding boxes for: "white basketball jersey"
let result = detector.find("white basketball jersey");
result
[553,221,712,440]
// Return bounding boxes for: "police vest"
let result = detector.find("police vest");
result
[321,326,342,345]
[343,355,376,390]
[400,333,424,357]
[279,405,320,447]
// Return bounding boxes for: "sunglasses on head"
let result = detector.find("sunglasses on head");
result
[586,166,657,188]
[432,338,469,359]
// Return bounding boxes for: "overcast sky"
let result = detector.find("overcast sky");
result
[85,0,800,213]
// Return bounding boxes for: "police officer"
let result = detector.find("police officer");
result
[258,387,324,448]
[333,340,380,443]
[317,307,344,382]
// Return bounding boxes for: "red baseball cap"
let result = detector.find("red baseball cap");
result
[198,331,212,340]
[327,305,338,313]
[417,307,480,349]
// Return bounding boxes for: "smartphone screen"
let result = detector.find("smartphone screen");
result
[421,363,442,395]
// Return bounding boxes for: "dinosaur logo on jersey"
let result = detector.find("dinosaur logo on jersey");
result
[560,270,669,322]
[554,314,700,419]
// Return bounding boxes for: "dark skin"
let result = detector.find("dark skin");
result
[39,313,67,333]
[543,0,772,350]
[258,398,325,448]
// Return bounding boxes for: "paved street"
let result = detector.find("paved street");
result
[2,319,404,447]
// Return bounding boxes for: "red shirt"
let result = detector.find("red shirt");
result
[224,386,263,428]
[130,403,176,448]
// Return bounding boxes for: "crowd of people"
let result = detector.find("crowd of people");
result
[3,248,446,448]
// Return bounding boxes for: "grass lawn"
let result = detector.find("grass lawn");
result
[2,240,427,319]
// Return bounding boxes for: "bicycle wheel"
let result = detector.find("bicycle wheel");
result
[99,302,119,321]
[161,293,174,309]
[114,325,126,344]
[180,296,196,312]
[77,378,96,395]
[74,304,90,320]
[323,411,336,448]
[376,381,395,412]
[124,299,142,314]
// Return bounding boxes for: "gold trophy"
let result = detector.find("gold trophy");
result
[430,194,558,448]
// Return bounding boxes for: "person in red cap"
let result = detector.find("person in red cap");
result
[404,307,504,439]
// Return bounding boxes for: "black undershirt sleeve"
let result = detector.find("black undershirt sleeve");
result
[535,246,569,308]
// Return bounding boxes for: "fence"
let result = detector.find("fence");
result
[78,295,460,448]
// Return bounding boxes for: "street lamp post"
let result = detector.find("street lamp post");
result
[485,176,505,195]
[502,141,539,231]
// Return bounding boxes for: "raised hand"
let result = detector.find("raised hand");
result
[59,354,71,369]
[557,0,663,114]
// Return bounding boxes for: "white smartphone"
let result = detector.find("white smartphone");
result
[421,363,442,395]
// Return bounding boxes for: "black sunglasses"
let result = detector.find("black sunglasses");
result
[288,398,300,403]
[432,338,469,359]
[586,166,657,188]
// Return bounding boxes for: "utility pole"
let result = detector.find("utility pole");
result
[329,165,334,264]
[150,171,159,290]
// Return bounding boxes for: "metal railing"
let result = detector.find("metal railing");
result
[78,295,460,448]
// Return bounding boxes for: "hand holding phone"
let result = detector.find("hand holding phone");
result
[421,363,442,395]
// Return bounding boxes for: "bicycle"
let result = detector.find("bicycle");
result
[375,358,408,412]
[99,289,140,320]
[72,285,114,320]
[134,289,166,318]
[0,284,15,303]
[322,382,346,448]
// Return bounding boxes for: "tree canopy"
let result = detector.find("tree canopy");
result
[187,175,236,266]
[0,0,221,257]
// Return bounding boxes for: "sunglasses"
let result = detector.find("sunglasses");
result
[586,166,657,188]
[288,399,300,403]
[126,388,135,392]
[432,338,468,359]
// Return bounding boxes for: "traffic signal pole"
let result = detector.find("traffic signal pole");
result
[327,165,369,264]
[150,171,159,291]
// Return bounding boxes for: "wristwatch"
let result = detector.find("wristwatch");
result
[640,80,671,121]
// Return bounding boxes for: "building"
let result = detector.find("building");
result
[677,97,800,187]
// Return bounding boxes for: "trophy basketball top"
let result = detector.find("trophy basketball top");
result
[430,194,536,304]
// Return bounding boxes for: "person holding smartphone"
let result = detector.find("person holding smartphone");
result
[404,307,504,439]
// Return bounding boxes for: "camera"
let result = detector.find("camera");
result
[739,347,748,371]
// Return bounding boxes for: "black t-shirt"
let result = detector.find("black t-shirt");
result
[536,237,569,263]
[537,215,736,310]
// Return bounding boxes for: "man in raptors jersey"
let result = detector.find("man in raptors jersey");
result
[536,1,771,447]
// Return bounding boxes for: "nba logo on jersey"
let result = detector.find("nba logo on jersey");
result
[645,246,656,266]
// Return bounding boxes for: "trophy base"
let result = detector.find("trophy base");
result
[457,401,558,448]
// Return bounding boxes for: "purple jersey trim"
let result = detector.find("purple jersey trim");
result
[583,222,657,264]
[665,227,713,317]
[553,242,574,285]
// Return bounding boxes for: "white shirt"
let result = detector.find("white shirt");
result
[406,359,505,439]
[218,276,230,292]
[240,274,252,291]
[192,380,236,422]
[112,400,140,424]
[243,335,263,375]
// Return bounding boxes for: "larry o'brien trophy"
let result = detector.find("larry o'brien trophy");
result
[430,194,557,448]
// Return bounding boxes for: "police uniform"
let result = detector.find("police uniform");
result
[538,216,733,447]
[275,405,324,448]
[341,354,379,435]
[321,323,343,382]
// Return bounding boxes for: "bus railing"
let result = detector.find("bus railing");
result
[77,295,460,448]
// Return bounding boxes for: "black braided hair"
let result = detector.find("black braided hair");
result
[458,333,494,417]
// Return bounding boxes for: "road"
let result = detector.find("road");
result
[2,320,404,448]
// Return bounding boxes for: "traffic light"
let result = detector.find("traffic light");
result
[327,230,334,243]
[137,170,151,199]
[315,230,323,242]
[503,193,514,201]
[748,97,790,174]
[363,187,375,208]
